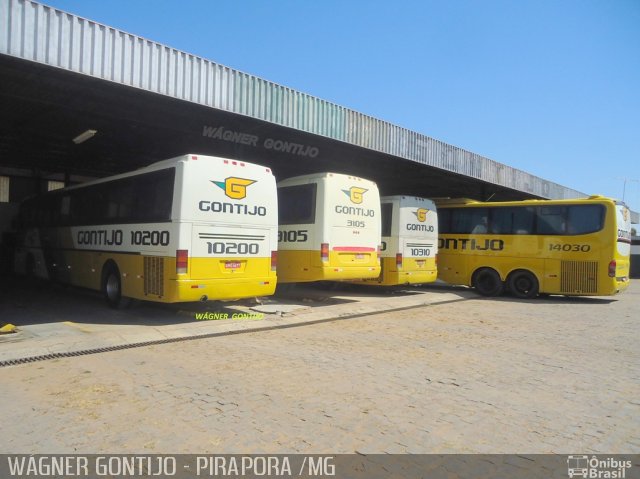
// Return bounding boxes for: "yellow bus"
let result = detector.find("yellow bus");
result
[14,154,278,307]
[276,172,381,283]
[360,195,438,286]
[436,196,631,297]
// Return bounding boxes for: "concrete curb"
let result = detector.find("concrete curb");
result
[0,290,477,365]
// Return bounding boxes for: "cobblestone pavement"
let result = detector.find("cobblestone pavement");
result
[1,282,638,454]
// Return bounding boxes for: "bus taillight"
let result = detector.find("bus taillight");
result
[396,253,403,269]
[321,243,329,262]
[176,249,188,275]
[271,251,278,271]
[608,260,616,277]
[377,244,381,261]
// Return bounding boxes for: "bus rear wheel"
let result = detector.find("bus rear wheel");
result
[507,270,539,299]
[102,263,131,309]
[472,268,504,297]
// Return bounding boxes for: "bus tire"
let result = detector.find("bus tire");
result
[472,268,504,297]
[507,270,539,299]
[102,263,131,309]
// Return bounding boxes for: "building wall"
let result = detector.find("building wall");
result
[0,0,587,201]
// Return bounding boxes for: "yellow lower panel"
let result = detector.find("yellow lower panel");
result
[358,257,437,286]
[278,249,380,283]
[61,252,275,303]
[614,258,631,294]
[615,278,630,294]
[167,256,276,302]
[166,276,276,302]
[438,252,629,296]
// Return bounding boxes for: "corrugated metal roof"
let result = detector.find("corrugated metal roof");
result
[0,0,586,200]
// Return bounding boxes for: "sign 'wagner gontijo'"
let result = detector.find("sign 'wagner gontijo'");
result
[203,126,320,158]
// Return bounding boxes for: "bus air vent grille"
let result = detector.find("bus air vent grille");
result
[144,256,164,296]
[560,261,598,294]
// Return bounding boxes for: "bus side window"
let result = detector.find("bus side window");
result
[489,208,511,234]
[149,169,174,221]
[380,203,393,236]
[70,187,107,226]
[536,206,567,235]
[104,178,135,223]
[452,208,488,234]
[512,207,535,234]
[438,209,451,234]
[131,176,153,222]
[567,204,604,235]
[130,169,175,222]
[116,180,135,222]
[485,206,535,235]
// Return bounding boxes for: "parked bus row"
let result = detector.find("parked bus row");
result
[12,154,630,307]
[13,154,438,307]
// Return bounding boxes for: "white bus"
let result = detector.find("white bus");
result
[276,172,381,283]
[360,195,438,285]
[14,154,278,307]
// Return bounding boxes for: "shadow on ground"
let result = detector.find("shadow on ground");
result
[0,274,451,327]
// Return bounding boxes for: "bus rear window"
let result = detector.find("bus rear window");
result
[381,203,393,236]
[278,184,317,225]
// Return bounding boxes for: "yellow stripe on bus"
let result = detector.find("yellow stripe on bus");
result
[359,257,437,286]
[48,251,276,302]
[277,250,380,283]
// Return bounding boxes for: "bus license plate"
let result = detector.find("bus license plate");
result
[416,260,425,267]
[225,261,241,269]
[355,253,365,260]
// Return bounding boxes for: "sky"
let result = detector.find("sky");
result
[42,0,640,215]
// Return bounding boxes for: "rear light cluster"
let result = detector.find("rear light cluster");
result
[396,253,403,270]
[608,260,616,278]
[219,158,271,172]
[271,251,278,271]
[321,243,329,262]
[222,159,246,166]
[176,249,188,275]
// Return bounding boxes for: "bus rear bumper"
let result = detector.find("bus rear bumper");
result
[165,277,277,302]
[361,269,438,286]
[614,277,630,294]
[279,266,381,283]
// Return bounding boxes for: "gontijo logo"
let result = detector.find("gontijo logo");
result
[412,208,430,222]
[342,186,368,204]
[212,177,256,200]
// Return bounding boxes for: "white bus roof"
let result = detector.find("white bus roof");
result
[278,171,377,186]
[381,195,436,203]
[42,154,271,194]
